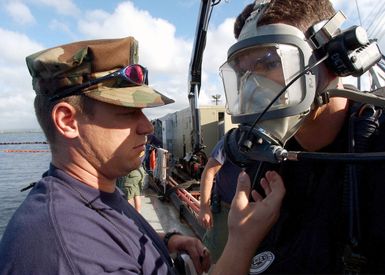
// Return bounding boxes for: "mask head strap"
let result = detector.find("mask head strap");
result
[238,0,271,41]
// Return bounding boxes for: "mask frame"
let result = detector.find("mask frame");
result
[224,24,317,125]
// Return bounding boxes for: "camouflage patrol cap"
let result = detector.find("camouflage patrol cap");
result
[25,36,174,108]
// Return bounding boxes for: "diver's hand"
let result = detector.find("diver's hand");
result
[212,170,285,275]
[229,170,285,250]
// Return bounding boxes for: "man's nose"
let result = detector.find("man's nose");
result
[137,111,154,135]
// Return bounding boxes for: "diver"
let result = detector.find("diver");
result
[221,0,385,273]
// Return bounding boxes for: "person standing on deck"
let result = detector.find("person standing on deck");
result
[198,136,242,263]
[117,165,146,212]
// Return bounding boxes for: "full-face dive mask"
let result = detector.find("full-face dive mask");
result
[221,1,384,166]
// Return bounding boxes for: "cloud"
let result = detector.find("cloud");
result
[79,2,235,117]
[1,0,384,130]
[0,28,43,130]
[76,1,197,119]
[0,29,42,65]
[78,2,191,72]
[5,1,35,25]
[199,18,237,105]
[204,18,236,73]
[48,19,77,39]
[75,1,237,119]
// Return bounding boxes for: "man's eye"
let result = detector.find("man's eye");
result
[265,60,281,70]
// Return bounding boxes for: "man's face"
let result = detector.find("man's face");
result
[77,100,153,179]
[229,46,287,114]
[221,44,305,116]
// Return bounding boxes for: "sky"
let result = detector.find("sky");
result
[0,0,384,131]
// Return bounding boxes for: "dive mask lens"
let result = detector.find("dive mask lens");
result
[220,44,304,117]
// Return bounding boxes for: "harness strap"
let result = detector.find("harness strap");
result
[342,103,381,274]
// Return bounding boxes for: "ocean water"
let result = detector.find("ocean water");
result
[0,131,50,240]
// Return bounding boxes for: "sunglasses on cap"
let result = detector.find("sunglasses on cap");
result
[49,64,148,102]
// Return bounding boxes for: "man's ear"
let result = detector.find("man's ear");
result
[52,102,79,139]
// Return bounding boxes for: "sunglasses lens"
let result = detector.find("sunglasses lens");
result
[124,65,145,85]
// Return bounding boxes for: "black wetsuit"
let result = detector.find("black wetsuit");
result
[251,102,385,274]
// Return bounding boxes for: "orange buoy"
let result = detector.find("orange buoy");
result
[149,149,156,171]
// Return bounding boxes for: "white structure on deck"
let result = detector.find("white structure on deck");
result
[155,105,236,163]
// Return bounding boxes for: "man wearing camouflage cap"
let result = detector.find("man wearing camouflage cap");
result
[0,36,285,275]
[0,37,210,274]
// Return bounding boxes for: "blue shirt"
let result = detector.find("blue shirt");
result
[211,138,242,204]
[0,165,174,274]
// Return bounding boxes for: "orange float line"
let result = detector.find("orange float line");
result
[0,141,47,145]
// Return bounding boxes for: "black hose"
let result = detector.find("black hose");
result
[293,151,385,162]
